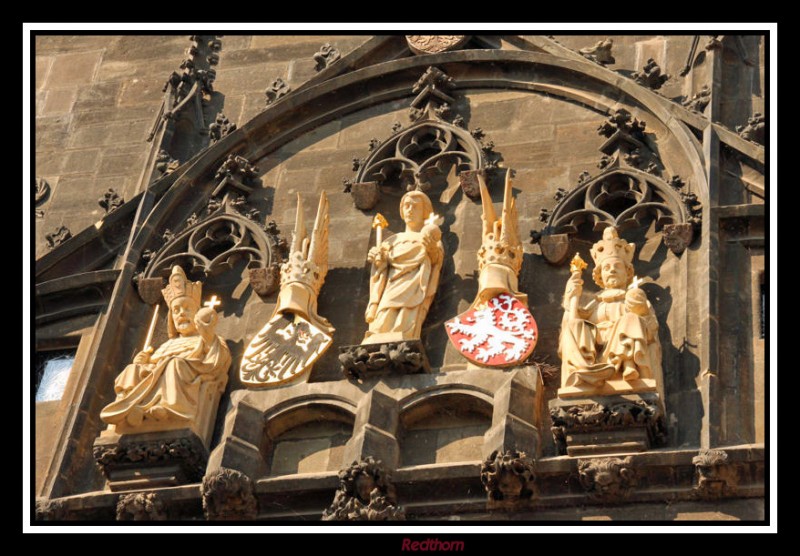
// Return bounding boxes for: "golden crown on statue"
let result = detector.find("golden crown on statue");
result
[161,265,203,306]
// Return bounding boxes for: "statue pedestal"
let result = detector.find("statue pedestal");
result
[339,339,431,381]
[548,392,667,457]
[93,428,208,492]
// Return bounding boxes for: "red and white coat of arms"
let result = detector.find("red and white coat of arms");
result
[445,293,538,367]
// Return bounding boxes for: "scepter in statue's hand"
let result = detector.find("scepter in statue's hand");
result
[567,253,588,319]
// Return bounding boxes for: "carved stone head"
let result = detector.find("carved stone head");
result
[590,227,635,288]
[399,190,433,232]
[578,456,635,498]
[480,450,536,502]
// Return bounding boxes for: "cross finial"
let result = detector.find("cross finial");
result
[629,275,643,289]
[425,212,443,227]
[204,295,221,309]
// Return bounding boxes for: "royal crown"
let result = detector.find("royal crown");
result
[477,232,523,275]
[590,226,635,266]
[280,252,324,295]
[161,265,203,306]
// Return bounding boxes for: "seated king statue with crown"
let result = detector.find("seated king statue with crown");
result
[100,265,231,443]
[557,227,663,398]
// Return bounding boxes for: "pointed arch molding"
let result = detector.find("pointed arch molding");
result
[546,168,698,236]
[134,49,723,258]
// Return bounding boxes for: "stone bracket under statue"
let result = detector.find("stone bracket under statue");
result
[549,392,667,457]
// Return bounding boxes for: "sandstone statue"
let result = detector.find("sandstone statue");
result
[100,265,231,437]
[558,227,662,396]
[364,190,444,343]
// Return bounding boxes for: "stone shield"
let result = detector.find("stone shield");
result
[445,293,538,367]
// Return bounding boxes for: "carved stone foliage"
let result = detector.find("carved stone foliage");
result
[480,450,536,503]
[339,340,430,381]
[682,85,711,113]
[405,35,470,55]
[534,109,701,260]
[579,39,615,65]
[148,35,219,143]
[345,66,494,210]
[137,155,284,300]
[155,149,179,175]
[550,397,667,456]
[201,468,258,520]
[737,112,765,144]
[265,77,290,105]
[35,497,66,521]
[35,177,49,218]
[578,456,636,499]
[98,188,124,215]
[632,58,669,90]
[322,457,405,521]
[314,43,340,71]
[597,108,646,140]
[45,226,72,250]
[116,492,168,521]
[693,449,738,498]
[208,112,236,145]
[93,434,207,483]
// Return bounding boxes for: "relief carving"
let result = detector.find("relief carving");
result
[578,456,636,498]
[265,77,290,105]
[322,457,405,521]
[98,188,124,215]
[405,35,470,55]
[201,467,258,520]
[116,492,168,521]
[35,177,49,218]
[632,58,669,90]
[736,113,765,144]
[45,225,72,249]
[208,112,236,145]
[93,434,207,482]
[579,39,615,65]
[693,449,738,498]
[35,497,66,521]
[480,450,536,503]
[314,43,340,71]
[682,85,711,113]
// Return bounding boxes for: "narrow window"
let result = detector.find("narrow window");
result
[35,350,75,402]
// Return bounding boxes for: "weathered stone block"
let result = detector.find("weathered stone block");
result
[61,149,101,175]
[35,56,53,90]
[73,82,122,112]
[46,51,102,87]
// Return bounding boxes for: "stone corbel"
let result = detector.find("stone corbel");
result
[201,467,259,520]
[577,456,636,500]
